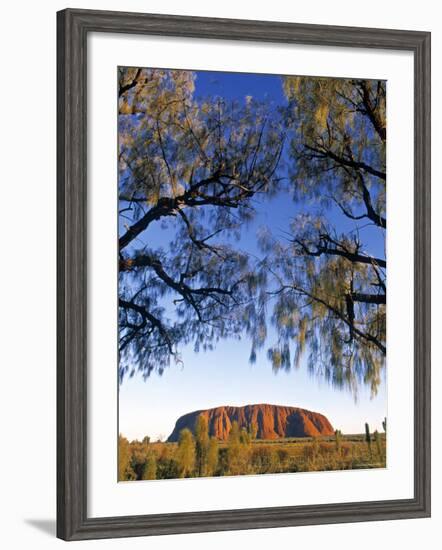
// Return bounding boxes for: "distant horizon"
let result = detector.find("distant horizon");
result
[119,399,386,442]
[119,333,386,441]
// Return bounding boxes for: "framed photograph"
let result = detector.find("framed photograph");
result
[57,8,431,541]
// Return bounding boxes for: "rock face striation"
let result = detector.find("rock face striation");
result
[167,403,334,442]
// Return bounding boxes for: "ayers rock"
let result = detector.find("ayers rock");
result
[167,404,334,442]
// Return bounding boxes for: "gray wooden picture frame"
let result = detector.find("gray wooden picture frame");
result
[57,8,431,541]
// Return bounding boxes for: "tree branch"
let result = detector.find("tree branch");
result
[304,144,386,181]
[355,80,386,142]
[351,292,385,305]
[356,173,386,228]
[119,173,225,250]
[119,68,142,98]
[119,298,174,354]
[293,236,386,269]
[286,284,386,355]
[120,251,244,322]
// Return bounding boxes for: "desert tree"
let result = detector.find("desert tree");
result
[260,77,386,395]
[240,427,252,446]
[335,429,342,453]
[118,434,135,481]
[141,452,157,480]
[118,67,285,380]
[128,436,152,479]
[227,421,251,475]
[226,421,241,475]
[248,420,258,440]
[207,437,219,476]
[374,430,383,460]
[365,422,372,457]
[194,415,210,477]
[176,428,196,478]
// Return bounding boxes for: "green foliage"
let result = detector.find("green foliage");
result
[250,446,278,474]
[240,427,252,446]
[276,448,290,470]
[118,435,135,481]
[176,428,196,478]
[207,437,219,477]
[119,430,386,481]
[312,437,320,460]
[365,422,372,457]
[142,452,157,480]
[248,420,258,440]
[263,77,386,396]
[228,420,240,441]
[118,69,386,397]
[374,430,383,460]
[282,77,385,209]
[156,457,180,480]
[118,68,285,380]
[226,421,251,475]
[129,437,152,479]
[195,415,210,477]
[335,429,342,453]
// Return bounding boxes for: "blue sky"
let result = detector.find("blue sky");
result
[119,69,386,441]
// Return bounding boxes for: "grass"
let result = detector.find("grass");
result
[120,433,387,481]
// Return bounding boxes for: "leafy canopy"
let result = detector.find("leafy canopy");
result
[261,77,386,395]
[118,68,386,395]
[118,68,284,380]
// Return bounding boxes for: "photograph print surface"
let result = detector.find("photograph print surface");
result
[118,67,386,482]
